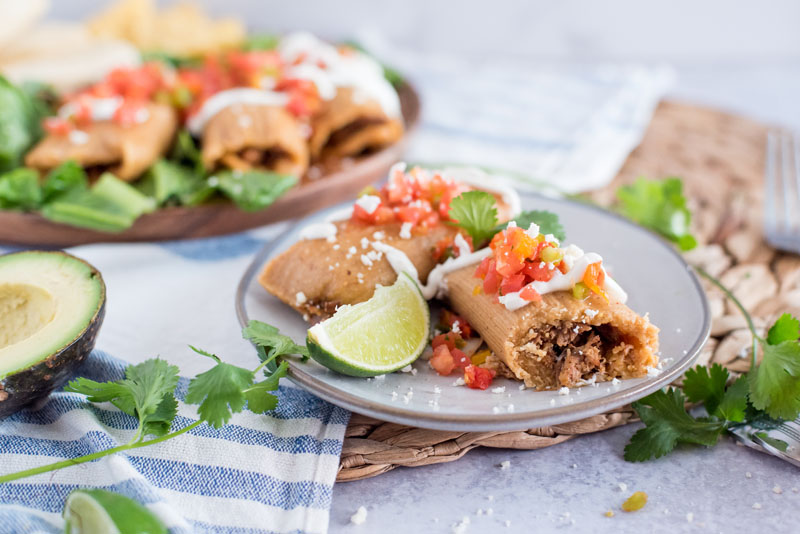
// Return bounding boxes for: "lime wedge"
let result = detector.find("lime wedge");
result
[63,489,167,534]
[307,273,430,376]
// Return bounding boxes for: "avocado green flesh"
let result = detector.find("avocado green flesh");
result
[0,251,103,379]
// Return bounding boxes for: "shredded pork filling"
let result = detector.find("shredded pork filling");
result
[512,321,634,389]
[325,117,385,148]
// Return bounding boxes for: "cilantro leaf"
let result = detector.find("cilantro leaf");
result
[616,177,697,251]
[766,313,800,345]
[499,210,566,242]
[716,375,748,423]
[185,348,255,428]
[243,320,309,361]
[65,359,180,440]
[448,191,498,246]
[245,360,289,414]
[624,388,726,462]
[683,364,729,416]
[748,338,800,420]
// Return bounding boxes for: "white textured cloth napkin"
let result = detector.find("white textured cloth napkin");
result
[363,34,674,193]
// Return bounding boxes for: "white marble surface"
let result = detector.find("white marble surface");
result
[329,424,800,533]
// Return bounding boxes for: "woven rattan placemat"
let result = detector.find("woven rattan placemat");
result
[337,101,799,482]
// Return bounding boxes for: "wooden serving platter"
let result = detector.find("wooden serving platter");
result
[0,83,420,247]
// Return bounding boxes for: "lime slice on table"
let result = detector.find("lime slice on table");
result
[63,489,167,534]
[307,273,430,376]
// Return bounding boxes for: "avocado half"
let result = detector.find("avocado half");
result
[0,250,106,418]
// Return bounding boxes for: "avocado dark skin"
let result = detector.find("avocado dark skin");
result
[0,253,106,419]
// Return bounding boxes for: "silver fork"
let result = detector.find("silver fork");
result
[729,418,800,468]
[765,130,800,253]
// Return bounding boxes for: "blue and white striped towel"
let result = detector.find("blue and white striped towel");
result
[0,227,350,534]
[0,51,670,534]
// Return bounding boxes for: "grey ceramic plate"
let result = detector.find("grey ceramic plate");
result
[235,193,710,431]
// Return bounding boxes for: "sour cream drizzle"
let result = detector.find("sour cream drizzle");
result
[186,88,289,135]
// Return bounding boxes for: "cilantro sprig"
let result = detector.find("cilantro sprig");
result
[448,190,565,246]
[616,176,800,461]
[0,320,300,484]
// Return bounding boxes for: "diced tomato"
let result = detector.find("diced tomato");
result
[557,261,569,274]
[286,92,312,117]
[396,205,425,224]
[582,262,609,301]
[43,117,72,135]
[519,284,542,302]
[522,260,554,282]
[372,206,395,224]
[432,332,462,351]
[499,273,525,295]
[451,348,470,369]
[433,238,454,262]
[430,345,456,376]
[440,310,473,338]
[464,364,496,390]
[483,261,500,294]
[474,256,492,279]
[113,101,146,127]
[386,178,409,203]
[494,249,525,277]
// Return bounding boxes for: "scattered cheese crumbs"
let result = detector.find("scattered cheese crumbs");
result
[475,509,483,516]
[752,503,762,510]
[500,461,511,470]
[646,366,662,377]
[452,321,462,335]
[360,254,373,267]
[486,508,493,516]
[618,482,628,492]
[487,495,494,501]
[391,391,398,401]
[558,387,570,396]
[451,516,470,534]
[745,472,752,478]
[686,512,694,523]
[549,399,556,406]
[492,406,501,414]
[295,291,307,305]
[375,374,385,380]
[355,194,381,214]
[433,386,442,394]
[518,384,526,391]
[504,520,511,527]
[373,231,385,240]
[360,237,370,250]
[572,464,578,469]
[507,404,515,413]
[453,377,466,387]
[332,243,340,250]
[400,365,413,373]
[604,510,615,518]
[525,222,540,238]
[773,485,783,494]
[348,246,357,255]
[399,222,413,239]
[402,391,413,404]
[584,309,599,318]
[492,386,506,393]
[544,233,558,244]
[350,506,368,525]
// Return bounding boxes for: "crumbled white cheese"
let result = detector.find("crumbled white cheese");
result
[504,520,511,527]
[451,516,470,534]
[486,508,493,516]
[686,512,694,522]
[558,387,570,396]
[646,366,662,377]
[399,222,413,239]
[752,503,762,510]
[544,233,559,244]
[492,386,506,394]
[361,254,373,267]
[549,398,556,406]
[525,222,540,238]
[355,194,381,214]
[500,460,511,470]
[350,506,368,525]
[390,391,398,401]
[451,321,462,335]
[492,406,501,414]
[433,386,442,394]
[295,291,307,305]
[453,377,465,387]
[773,485,783,494]
[348,245,357,255]
[400,365,413,373]
[518,384,526,391]
[487,495,494,501]
[361,237,370,249]
[745,471,752,478]
[584,308,599,318]
[373,231,385,240]
[507,404,514,412]
[618,482,628,492]
[68,130,90,145]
